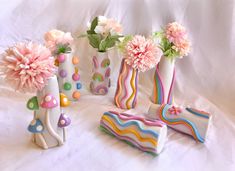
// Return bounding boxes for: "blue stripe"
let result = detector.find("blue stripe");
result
[103,112,159,138]
[162,105,204,143]
[186,108,209,119]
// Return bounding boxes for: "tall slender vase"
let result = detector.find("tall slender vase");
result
[90,51,111,95]
[27,75,65,149]
[114,59,139,109]
[151,56,175,105]
[56,52,81,101]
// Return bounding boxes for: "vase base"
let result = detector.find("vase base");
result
[90,82,109,95]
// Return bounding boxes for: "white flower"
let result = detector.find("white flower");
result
[93,16,122,36]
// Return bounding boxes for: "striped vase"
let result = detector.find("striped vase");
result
[151,56,175,105]
[90,51,111,95]
[114,59,139,109]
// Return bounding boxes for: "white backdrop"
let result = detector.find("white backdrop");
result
[0,0,235,171]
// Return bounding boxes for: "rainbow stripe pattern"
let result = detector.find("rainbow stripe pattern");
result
[159,104,207,143]
[100,111,166,155]
[152,65,175,104]
[186,107,210,119]
[114,59,138,109]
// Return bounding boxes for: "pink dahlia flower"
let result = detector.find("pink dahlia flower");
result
[165,22,190,57]
[124,35,162,72]
[0,42,56,92]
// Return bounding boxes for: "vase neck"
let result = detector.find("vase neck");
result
[96,51,108,58]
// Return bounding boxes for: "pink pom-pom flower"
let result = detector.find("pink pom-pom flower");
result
[154,22,191,59]
[165,22,191,57]
[124,35,162,72]
[44,29,73,55]
[0,42,56,92]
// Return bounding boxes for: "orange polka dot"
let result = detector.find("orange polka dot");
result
[72,57,79,65]
[72,91,80,100]
[54,59,59,66]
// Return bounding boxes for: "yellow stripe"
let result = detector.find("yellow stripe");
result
[102,115,157,146]
[126,69,136,109]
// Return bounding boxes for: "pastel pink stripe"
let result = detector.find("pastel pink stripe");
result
[120,65,130,108]
[108,111,165,127]
[167,68,175,104]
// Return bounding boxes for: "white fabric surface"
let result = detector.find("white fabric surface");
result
[0,0,235,171]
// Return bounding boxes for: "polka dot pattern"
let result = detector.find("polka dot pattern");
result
[59,70,67,78]
[64,82,72,90]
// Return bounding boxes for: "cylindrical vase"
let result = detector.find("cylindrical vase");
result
[114,59,139,109]
[151,57,175,105]
[90,51,111,95]
[56,52,81,101]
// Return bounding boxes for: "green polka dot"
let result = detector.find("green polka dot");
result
[64,82,72,90]
[29,102,34,108]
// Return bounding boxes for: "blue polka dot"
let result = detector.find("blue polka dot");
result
[76,83,82,89]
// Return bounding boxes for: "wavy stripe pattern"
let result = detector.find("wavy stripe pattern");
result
[152,65,175,105]
[159,104,205,143]
[100,111,163,154]
[114,59,138,109]
[186,108,210,119]
[100,124,157,154]
[103,112,159,138]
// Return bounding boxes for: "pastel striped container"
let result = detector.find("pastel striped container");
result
[100,111,167,155]
[114,59,138,109]
[148,104,212,143]
[151,57,175,105]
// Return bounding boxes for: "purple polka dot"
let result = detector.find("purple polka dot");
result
[59,70,67,78]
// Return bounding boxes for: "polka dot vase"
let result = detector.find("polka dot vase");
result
[56,52,82,101]
[90,51,111,95]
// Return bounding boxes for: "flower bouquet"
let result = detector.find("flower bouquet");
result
[151,22,191,104]
[83,16,122,95]
[44,30,82,101]
[0,42,71,149]
[114,35,162,109]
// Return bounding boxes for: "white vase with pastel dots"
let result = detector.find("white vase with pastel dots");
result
[90,51,111,95]
[27,75,71,149]
[56,51,82,101]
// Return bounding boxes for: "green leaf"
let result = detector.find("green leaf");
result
[105,37,117,48]
[99,39,107,52]
[90,17,98,32]
[88,34,101,49]
[86,17,98,35]
[98,34,122,52]
[87,30,95,34]
[117,35,133,53]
